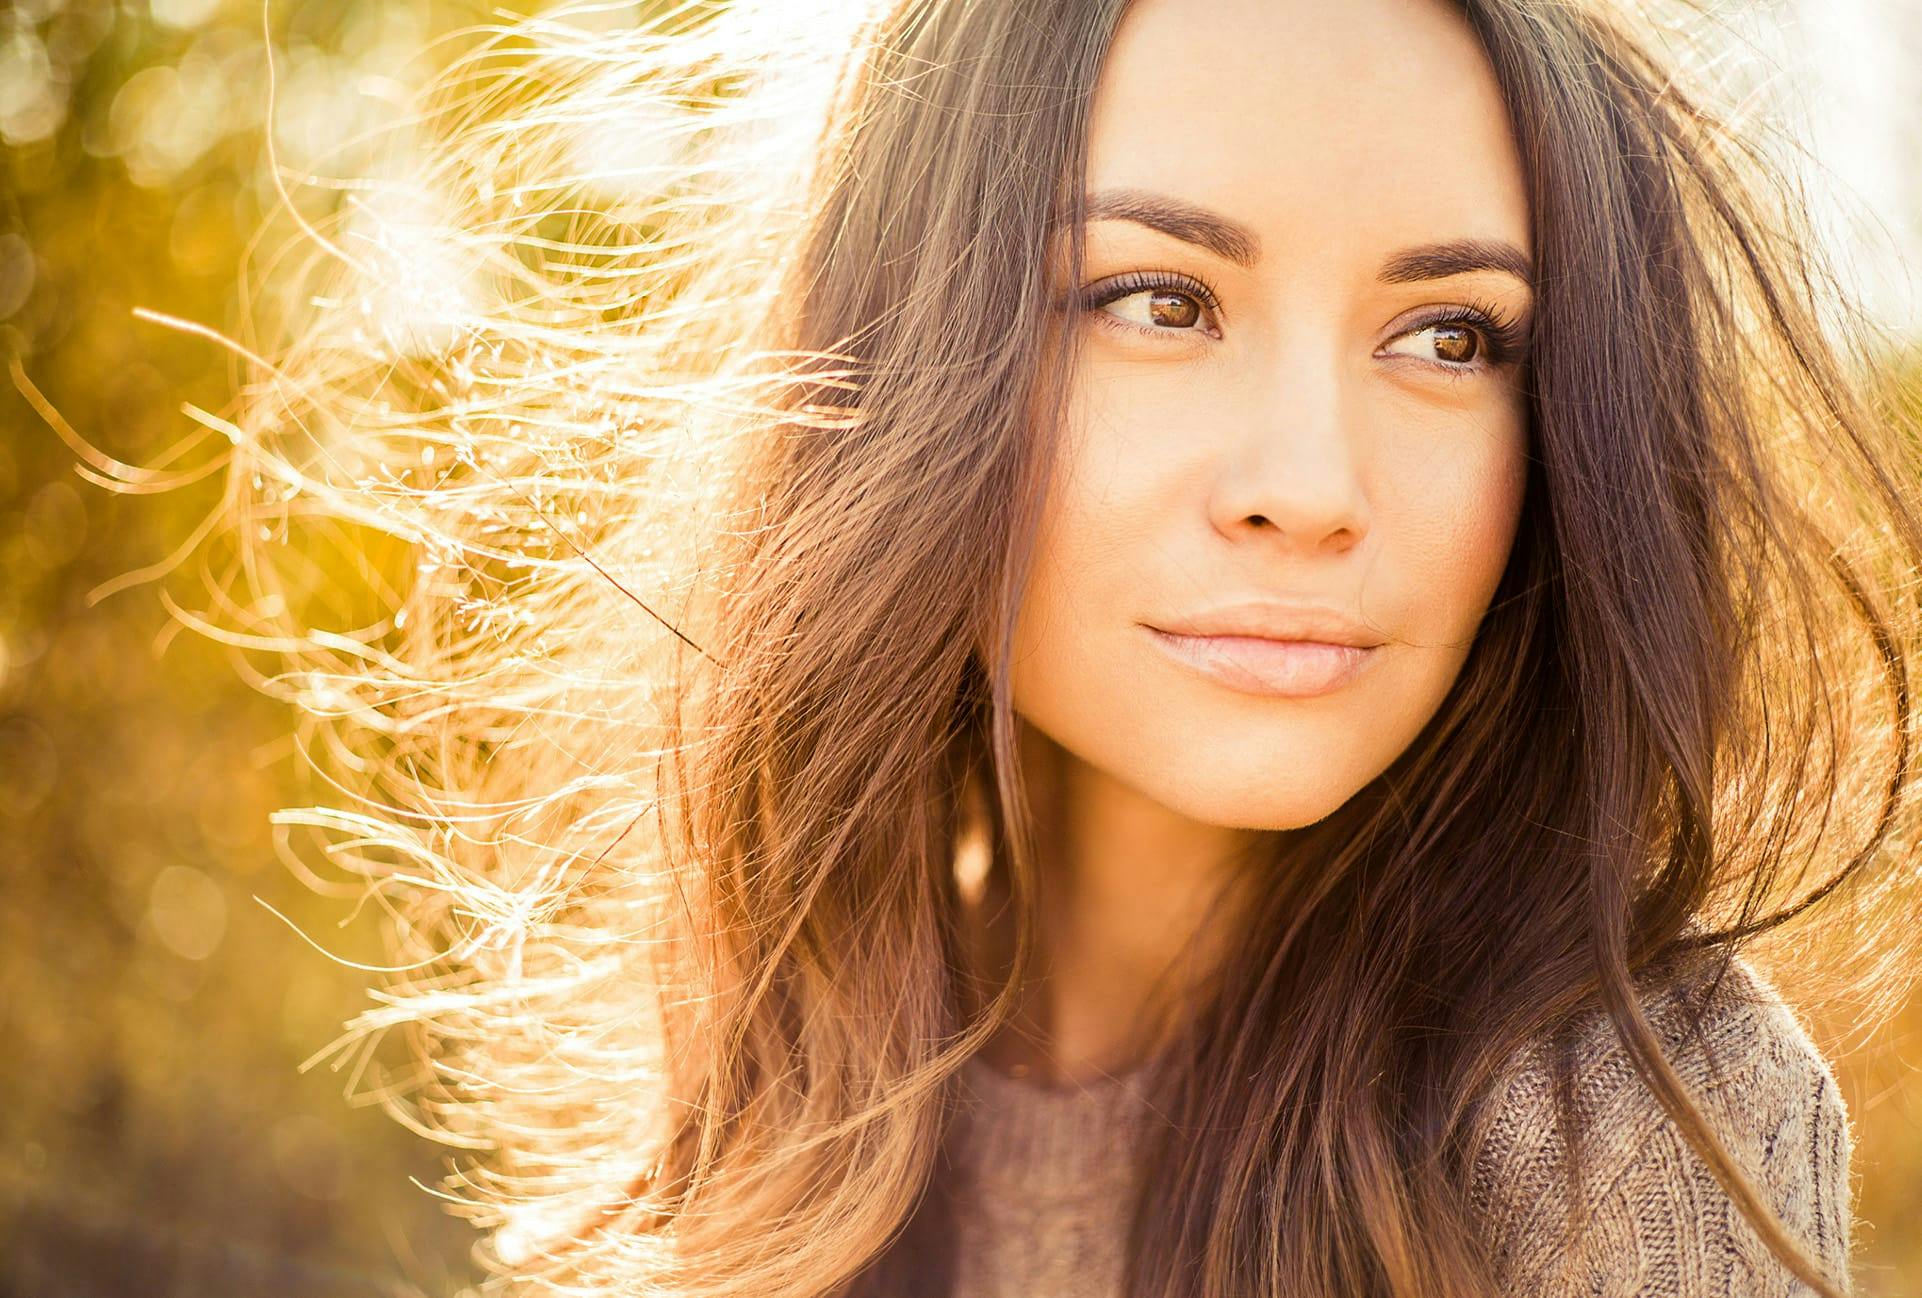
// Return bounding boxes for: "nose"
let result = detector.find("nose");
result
[1206,334,1370,553]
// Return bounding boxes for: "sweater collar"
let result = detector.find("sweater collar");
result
[949,1052,1161,1199]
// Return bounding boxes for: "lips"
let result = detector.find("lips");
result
[1149,603,1387,648]
[1144,627,1378,698]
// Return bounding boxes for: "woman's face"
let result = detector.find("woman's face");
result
[1010,0,1533,831]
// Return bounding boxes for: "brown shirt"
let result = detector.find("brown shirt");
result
[946,955,1853,1296]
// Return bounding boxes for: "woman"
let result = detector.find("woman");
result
[128,0,1922,1293]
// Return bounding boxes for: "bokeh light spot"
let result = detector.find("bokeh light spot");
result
[146,864,228,962]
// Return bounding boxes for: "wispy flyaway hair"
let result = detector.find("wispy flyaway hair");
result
[62,0,1922,1294]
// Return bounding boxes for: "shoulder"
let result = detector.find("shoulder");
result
[1466,952,1855,1297]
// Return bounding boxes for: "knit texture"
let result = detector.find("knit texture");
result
[949,1049,1158,1298]
[945,954,1853,1297]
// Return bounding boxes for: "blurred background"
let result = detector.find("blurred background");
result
[1,1,1919,1295]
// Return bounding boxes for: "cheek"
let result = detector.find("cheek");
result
[1005,399,1174,752]
[1348,407,1527,773]
[1007,427,1142,694]
[1012,374,1180,648]
[1386,409,1529,640]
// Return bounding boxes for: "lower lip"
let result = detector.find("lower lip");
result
[1145,628,1378,698]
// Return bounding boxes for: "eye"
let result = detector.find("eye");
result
[1377,302,1529,375]
[1083,270,1224,339]
[1399,323,1483,367]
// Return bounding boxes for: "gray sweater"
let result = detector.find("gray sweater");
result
[948,955,1853,1296]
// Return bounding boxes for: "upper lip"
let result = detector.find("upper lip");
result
[1148,599,1388,648]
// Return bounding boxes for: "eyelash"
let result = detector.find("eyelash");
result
[1080,273,1530,376]
[1083,268,1226,338]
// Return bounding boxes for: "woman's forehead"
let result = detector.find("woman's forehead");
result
[1085,0,1531,268]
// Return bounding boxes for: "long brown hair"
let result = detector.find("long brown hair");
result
[83,0,1922,1294]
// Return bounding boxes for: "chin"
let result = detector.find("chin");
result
[1011,652,1431,832]
[1124,741,1379,832]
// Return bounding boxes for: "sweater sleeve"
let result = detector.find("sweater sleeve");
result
[1467,955,1855,1297]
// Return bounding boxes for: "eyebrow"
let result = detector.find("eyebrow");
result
[1081,187,1534,286]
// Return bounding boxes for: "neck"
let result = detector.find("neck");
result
[963,721,1259,1086]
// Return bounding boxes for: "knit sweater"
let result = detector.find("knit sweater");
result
[946,954,1853,1297]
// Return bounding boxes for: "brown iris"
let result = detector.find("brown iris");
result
[1431,323,1480,363]
[1148,290,1202,329]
